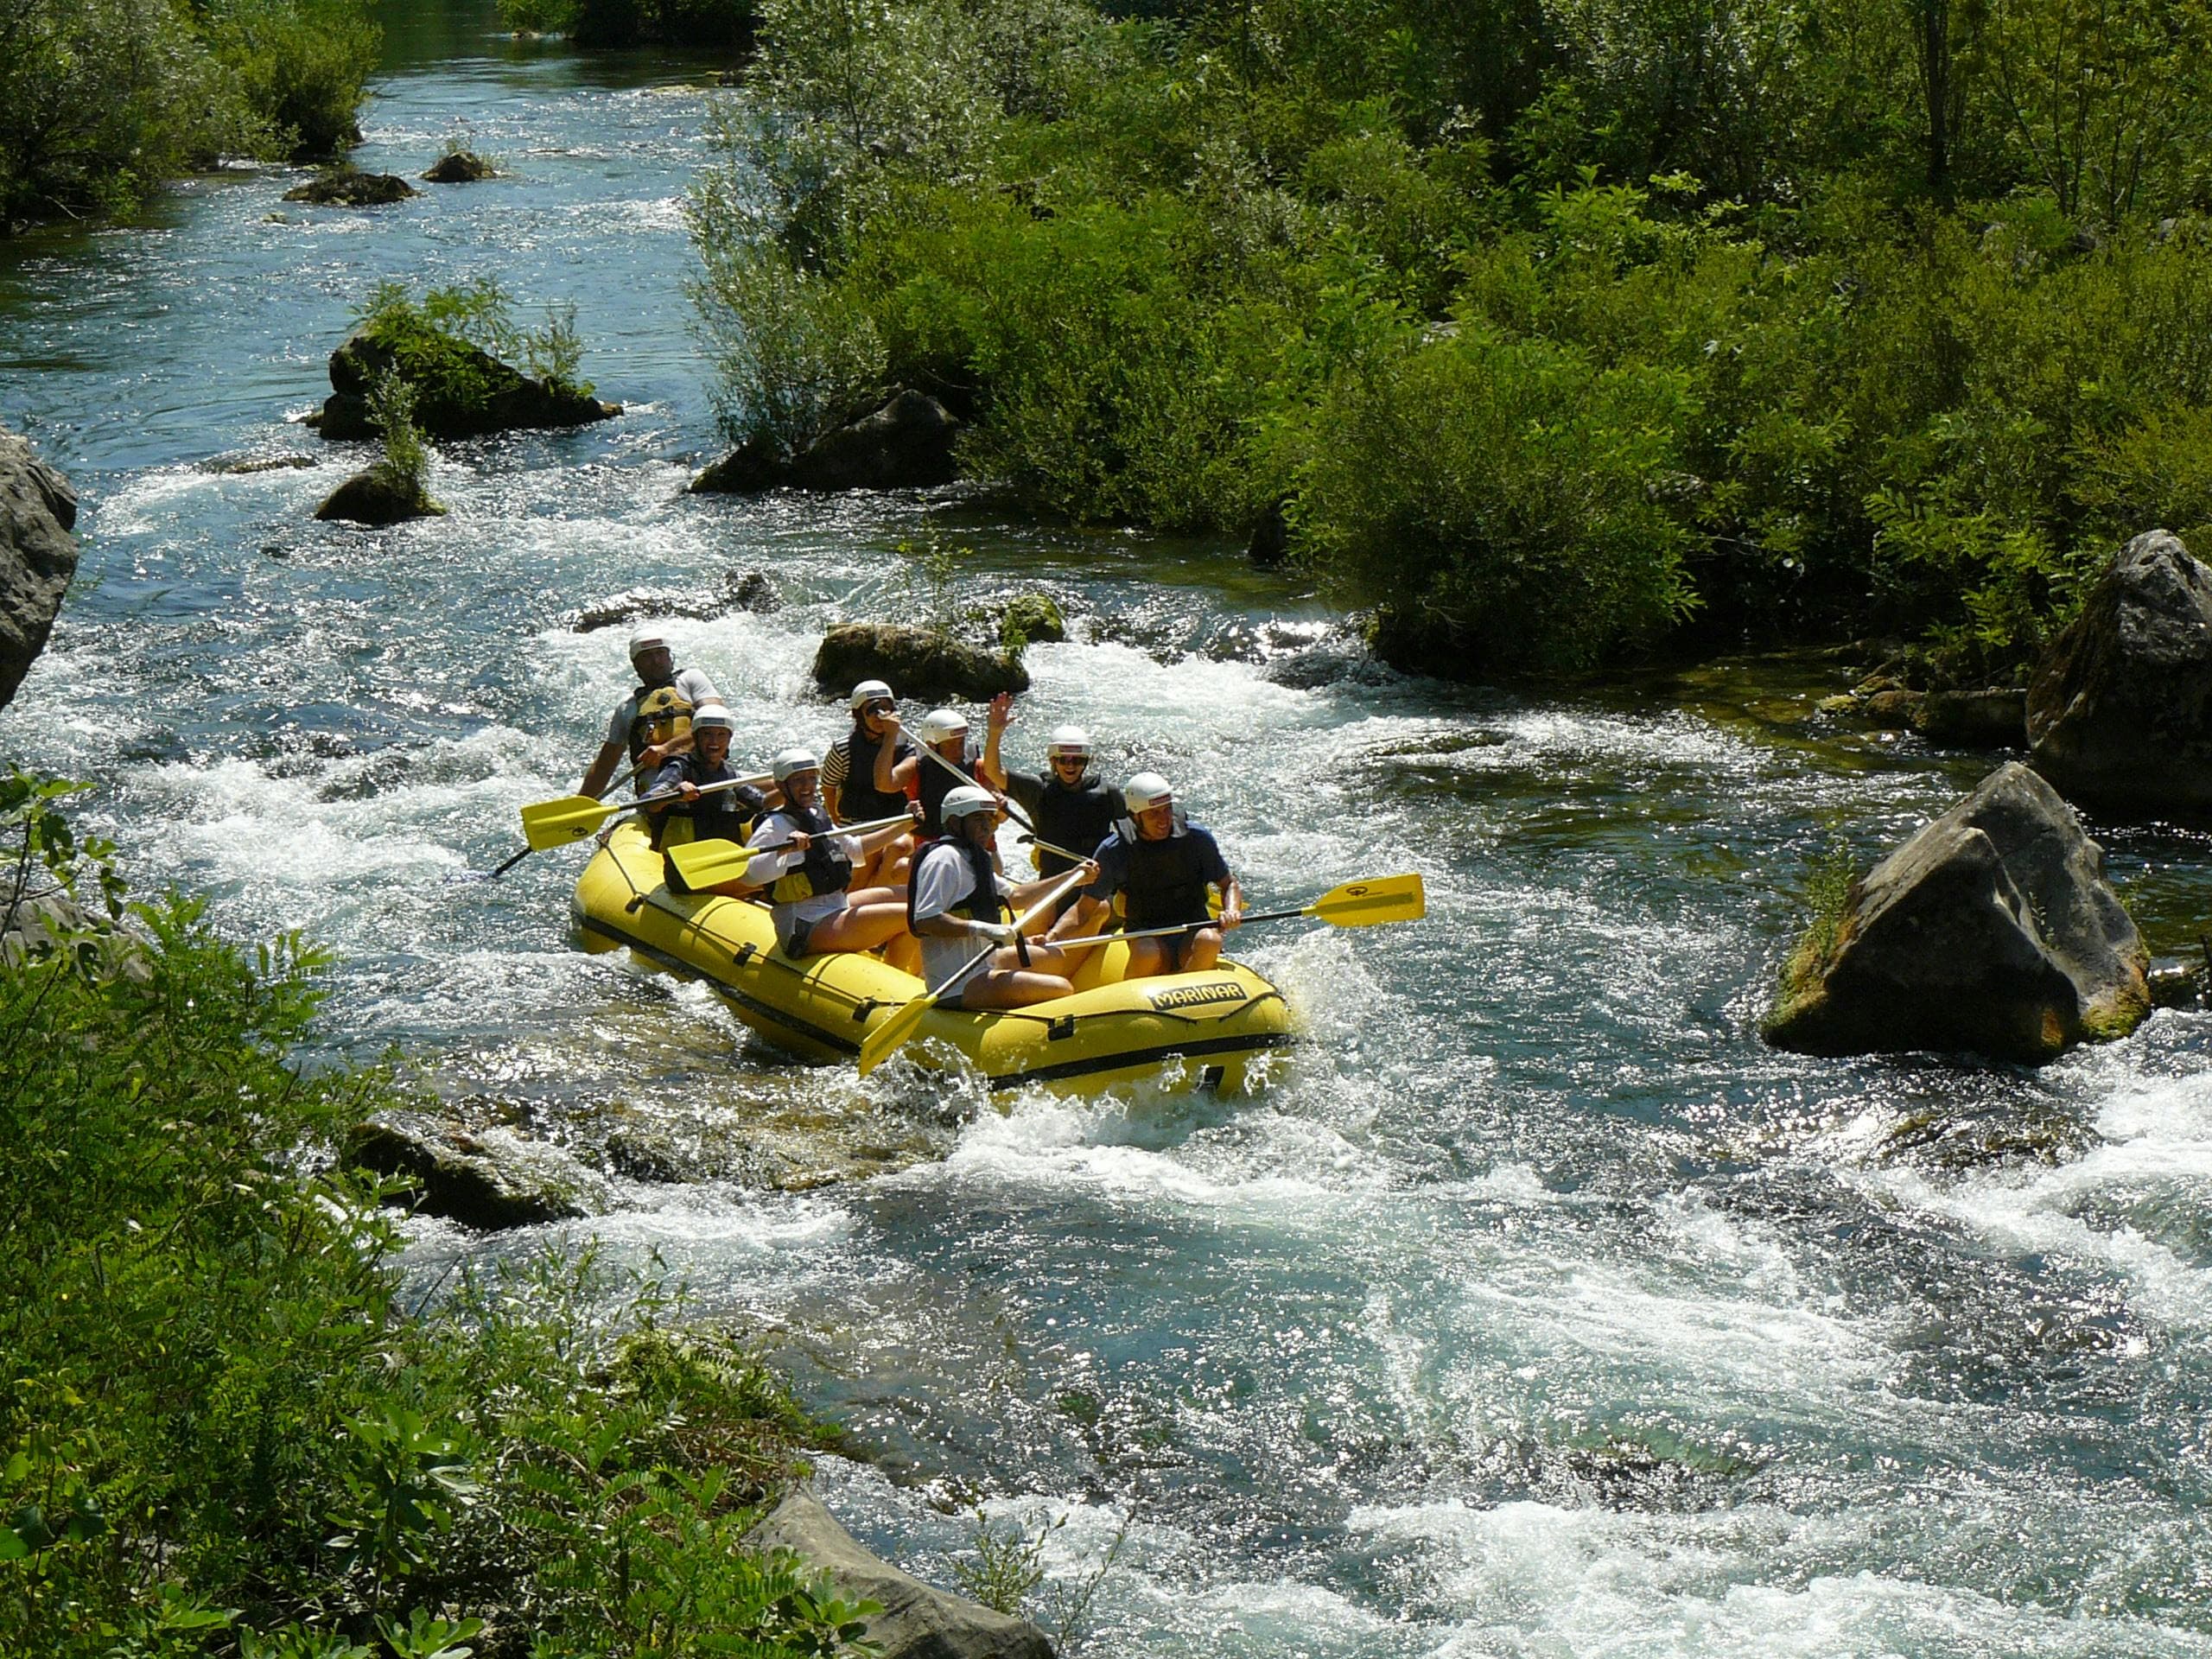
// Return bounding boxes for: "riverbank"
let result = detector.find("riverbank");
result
[692,0,2212,687]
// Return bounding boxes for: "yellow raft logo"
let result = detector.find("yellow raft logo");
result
[1147,981,1246,1012]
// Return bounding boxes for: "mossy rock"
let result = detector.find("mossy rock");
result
[315,465,445,525]
[810,622,1028,701]
[283,170,416,207]
[422,150,495,183]
[999,591,1065,652]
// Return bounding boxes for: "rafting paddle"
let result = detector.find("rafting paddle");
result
[856,864,1093,1077]
[518,772,772,850]
[1043,872,1426,952]
[664,812,917,891]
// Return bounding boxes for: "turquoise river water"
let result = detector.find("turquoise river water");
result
[4,3,2212,1652]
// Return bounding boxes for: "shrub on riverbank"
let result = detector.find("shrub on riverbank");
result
[690,0,2212,681]
[0,0,378,226]
[0,774,870,1656]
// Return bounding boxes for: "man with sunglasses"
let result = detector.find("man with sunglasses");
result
[1005,724,1120,878]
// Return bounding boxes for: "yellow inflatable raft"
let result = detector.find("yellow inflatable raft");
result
[571,820,1294,1096]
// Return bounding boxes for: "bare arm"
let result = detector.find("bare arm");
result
[980,691,1011,791]
[579,740,624,798]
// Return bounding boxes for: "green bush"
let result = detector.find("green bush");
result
[206,0,381,162]
[0,0,377,224]
[0,772,869,1657]
[354,276,596,430]
[1295,326,1700,674]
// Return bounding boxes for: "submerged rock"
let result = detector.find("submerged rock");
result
[744,1490,1054,1659]
[0,425,79,712]
[691,391,960,494]
[315,465,445,525]
[1918,687,2027,748]
[1764,762,2150,1064]
[283,170,417,207]
[422,150,496,183]
[811,623,1028,702]
[569,567,779,632]
[312,330,620,442]
[344,1111,608,1228]
[2027,529,2212,817]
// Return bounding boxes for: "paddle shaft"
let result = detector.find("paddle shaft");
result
[1046,904,1305,952]
[633,772,772,812]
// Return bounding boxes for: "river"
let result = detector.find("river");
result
[3,3,2211,1653]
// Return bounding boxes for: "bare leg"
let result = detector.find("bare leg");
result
[805,898,913,956]
[957,961,1074,1008]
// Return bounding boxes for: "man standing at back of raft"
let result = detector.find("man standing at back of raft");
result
[823,678,918,885]
[578,632,721,799]
[742,748,921,975]
[1054,771,1244,979]
[909,786,1091,1009]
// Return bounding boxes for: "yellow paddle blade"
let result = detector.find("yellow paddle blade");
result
[664,837,754,890]
[1308,873,1425,926]
[519,793,621,850]
[857,991,936,1077]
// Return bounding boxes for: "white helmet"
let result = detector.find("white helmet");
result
[917,708,969,746]
[772,747,819,783]
[849,678,893,711]
[940,785,1000,826]
[1123,771,1173,812]
[627,631,668,661]
[1046,725,1091,759]
[691,704,738,735]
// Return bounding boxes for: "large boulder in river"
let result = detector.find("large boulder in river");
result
[1764,762,2150,1064]
[691,391,960,494]
[745,1490,1055,1659]
[2026,529,2212,816]
[0,425,79,711]
[812,623,1028,702]
[312,331,620,442]
[344,1111,608,1229]
[314,464,446,525]
[283,170,417,206]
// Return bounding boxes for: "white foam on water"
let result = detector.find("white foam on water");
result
[1352,1500,2212,1659]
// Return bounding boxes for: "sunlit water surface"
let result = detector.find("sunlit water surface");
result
[3,5,2211,1652]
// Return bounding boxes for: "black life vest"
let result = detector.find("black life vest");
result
[917,745,976,837]
[651,755,764,863]
[763,804,854,905]
[1113,813,1215,929]
[833,726,918,823]
[906,834,1008,935]
[626,679,694,765]
[1032,772,1118,876]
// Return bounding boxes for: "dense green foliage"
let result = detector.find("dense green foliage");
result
[495,0,759,49]
[0,772,874,1658]
[690,0,2212,678]
[0,0,378,227]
